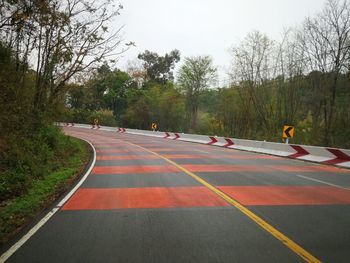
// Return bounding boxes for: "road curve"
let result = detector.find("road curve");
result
[4,127,350,263]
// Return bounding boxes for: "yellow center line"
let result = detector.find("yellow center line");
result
[126,140,321,263]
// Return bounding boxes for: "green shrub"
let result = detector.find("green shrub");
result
[89,109,118,126]
[0,136,89,245]
[0,124,84,202]
[59,108,118,127]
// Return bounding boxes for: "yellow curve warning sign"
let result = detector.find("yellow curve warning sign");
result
[283,125,295,138]
[151,122,157,130]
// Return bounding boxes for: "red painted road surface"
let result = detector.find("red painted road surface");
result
[5,127,350,263]
[219,186,350,205]
[62,187,230,210]
[92,165,181,174]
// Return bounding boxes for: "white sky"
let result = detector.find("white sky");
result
[115,0,326,85]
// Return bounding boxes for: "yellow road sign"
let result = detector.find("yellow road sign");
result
[283,125,294,138]
[151,122,157,130]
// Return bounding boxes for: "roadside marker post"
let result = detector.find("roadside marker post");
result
[91,119,100,129]
[151,122,157,131]
[283,125,294,144]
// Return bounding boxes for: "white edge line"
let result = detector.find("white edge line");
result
[295,174,350,191]
[0,138,96,262]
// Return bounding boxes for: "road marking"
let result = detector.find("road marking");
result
[62,187,229,210]
[195,149,210,154]
[218,185,350,205]
[0,138,96,262]
[295,174,350,191]
[127,141,321,263]
[92,165,180,174]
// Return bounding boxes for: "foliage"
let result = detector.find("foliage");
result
[0,0,125,244]
[60,108,118,127]
[0,136,89,245]
[90,110,118,126]
[225,0,350,146]
[177,56,217,132]
[297,0,350,145]
[66,64,136,124]
[121,83,185,131]
[0,125,82,201]
[138,49,180,84]
[54,0,350,149]
[1,0,125,113]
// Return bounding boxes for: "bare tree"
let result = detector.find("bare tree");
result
[298,0,350,145]
[229,31,276,133]
[126,59,149,88]
[274,29,305,128]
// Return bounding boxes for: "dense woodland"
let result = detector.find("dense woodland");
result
[63,0,350,148]
[0,0,350,203]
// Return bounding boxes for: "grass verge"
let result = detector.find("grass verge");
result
[0,136,90,245]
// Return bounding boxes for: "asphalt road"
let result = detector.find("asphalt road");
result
[4,127,350,262]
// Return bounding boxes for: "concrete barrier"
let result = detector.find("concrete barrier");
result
[61,123,350,169]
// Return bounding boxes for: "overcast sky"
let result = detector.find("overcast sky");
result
[115,0,327,85]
